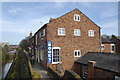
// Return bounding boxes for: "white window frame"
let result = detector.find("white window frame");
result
[74,29,81,36]
[101,44,105,51]
[58,28,65,36]
[115,76,120,80]
[111,44,115,53]
[43,29,45,36]
[52,47,61,64]
[40,49,44,60]
[74,14,80,21]
[88,30,94,37]
[74,50,81,57]
[35,34,37,45]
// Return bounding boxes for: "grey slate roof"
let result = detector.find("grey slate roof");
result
[101,36,114,43]
[116,36,120,40]
[75,52,120,73]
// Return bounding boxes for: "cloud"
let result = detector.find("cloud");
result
[1,15,52,35]
[8,7,22,14]
[80,2,92,7]
[99,19,118,35]
[2,20,27,34]
[100,19,118,29]
[1,0,120,2]
[100,7,118,19]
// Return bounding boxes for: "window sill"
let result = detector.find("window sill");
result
[74,35,80,36]
[89,36,95,37]
[74,20,80,21]
[74,56,81,57]
[41,59,44,61]
[52,62,62,64]
[58,34,65,36]
[111,51,115,53]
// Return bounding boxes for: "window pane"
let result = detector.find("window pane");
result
[74,14,80,21]
[78,51,80,56]
[89,30,94,36]
[62,29,64,34]
[112,45,115,51]
[75,51,77,56]
[78,16,80,20]
[59,29,61,34]
[53,48,60,63]
[74,30,77,35]
[75,15,77,20]
[78,30,80,36]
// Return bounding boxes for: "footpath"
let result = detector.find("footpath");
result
[32,63,50,79]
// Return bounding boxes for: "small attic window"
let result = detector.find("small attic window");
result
[74,14,80,21]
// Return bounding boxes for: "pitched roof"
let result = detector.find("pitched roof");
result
[49,8,100,28]
[34,8,100,36]
[101,36,115,43]
[75,52,120,73]
[115,36,120,40]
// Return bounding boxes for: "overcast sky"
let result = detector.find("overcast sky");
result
[1,2,118,45]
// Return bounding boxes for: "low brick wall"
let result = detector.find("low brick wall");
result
[47,67,82,80]
[63,70,82,80]
[47,67,62,80]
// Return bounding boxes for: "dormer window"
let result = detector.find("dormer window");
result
[74,14,80,21]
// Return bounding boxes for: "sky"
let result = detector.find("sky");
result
[1,2,119,45]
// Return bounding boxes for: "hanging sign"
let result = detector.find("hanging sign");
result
[48,41,52,63]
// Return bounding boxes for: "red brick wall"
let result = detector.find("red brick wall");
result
[73,63,118,80]
[101,43,111,53]
[111,36,120,53]
[47,9,100,71]
[94,68,115,79]
[35,26,48,68]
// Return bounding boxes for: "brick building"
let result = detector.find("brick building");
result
[111,35,120,53]
[29,32,35,56]
[101,36,116,53]
[30,8,101,73]
[74,52,120,80]
[101,35,120,53]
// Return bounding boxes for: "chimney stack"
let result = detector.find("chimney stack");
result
[29,31,32,38]
[88,61,96,80]
[49,18,55,22]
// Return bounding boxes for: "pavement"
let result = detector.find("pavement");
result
[32,63,50,79]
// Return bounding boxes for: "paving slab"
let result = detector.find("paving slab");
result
[32,63,50,79]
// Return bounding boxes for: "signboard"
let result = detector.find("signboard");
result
[48,41,52,63]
